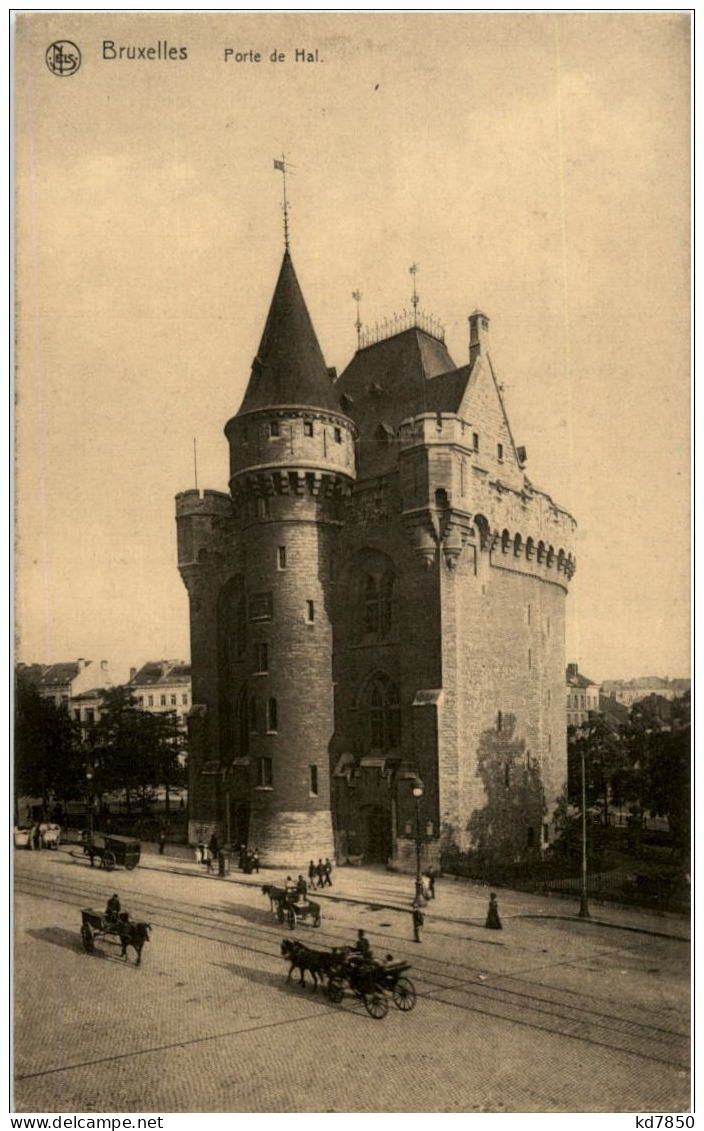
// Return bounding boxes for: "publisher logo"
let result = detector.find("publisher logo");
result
[45,41,81,77]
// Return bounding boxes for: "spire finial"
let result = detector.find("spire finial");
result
[409,263,419,326]
[273,155,292,251]
[352,290,363,348]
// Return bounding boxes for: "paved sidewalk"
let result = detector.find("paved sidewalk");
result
[129,840,690,942]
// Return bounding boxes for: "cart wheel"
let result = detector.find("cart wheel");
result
[327,979,344,1004]
[392,977,416,1011]
[103,851,116,871]
[363,992,388,1020]
[287,908,297,930]
[125,859,137,871]
[81,923,95,954]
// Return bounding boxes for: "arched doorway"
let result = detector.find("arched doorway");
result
[362,804,392,863]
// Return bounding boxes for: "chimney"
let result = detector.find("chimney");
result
[567,662,578,681]
[77,658,86,670]
[469,310,490,363]
[129,667,136,681]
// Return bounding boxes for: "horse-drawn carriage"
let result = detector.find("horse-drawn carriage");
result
[80,907,151,965]
[281,940,416,1020]
[84,834,141,871]
[262,884,322,929]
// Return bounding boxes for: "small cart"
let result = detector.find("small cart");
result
[84,834,141,871]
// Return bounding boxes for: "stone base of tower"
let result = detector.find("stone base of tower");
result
[249,809,335,869]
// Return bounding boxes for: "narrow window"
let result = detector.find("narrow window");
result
[257,757,273,788]
[527,604,531,624]
[497,710,503,732]
[304,420,314,437]
[277,546,287,570]
[306,600,315,623]
[160,695,166,706]
[504,762,510,788]
[138,697,144,706]
[182,694,188,705]
[543,823,550,844]
[309,765,319,796]
[254,642,268,674]
[472,432,479,452]
[334,426,342,443]
[548,733,552,752]
[170,695,176,706]
[148,695,154,706]
[497,443,503,462]
[528,648,532,670]
[267,697,278,733]
[269,421,280,438]
[527,826,535,849]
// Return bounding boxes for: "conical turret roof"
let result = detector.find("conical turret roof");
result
[238,251,339,414]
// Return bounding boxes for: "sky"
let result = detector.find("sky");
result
[14,12,690,685]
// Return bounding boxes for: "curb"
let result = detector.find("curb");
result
[119,854,691,944]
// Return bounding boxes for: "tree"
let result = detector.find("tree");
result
[14,678,83,814]
[567,714,628,825]
[627,692,690,861]
[93,689,187,813]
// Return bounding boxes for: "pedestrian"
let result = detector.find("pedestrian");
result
[412,902,425,943]
[239,844,247,870]
[31,824,41,851]
[251,848,260,873]
[296,874,308,899]
[427,869,436,899]
[323,857,333,887]
[158,826,166,856]
[38,820,48,849]
[485,892,502,930]
[205,845,213,873]
[196,841,205,865]
[308,859,316,885]
[105,893,121,923]
[284,874,295,894]
[208,831,219,859]
[316,858,325,889]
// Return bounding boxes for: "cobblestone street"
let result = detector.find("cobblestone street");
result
[14,847,690,1113]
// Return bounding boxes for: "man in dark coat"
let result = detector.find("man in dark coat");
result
[323,857,333,887]
[106,894,121,923]
[352,929,372,961]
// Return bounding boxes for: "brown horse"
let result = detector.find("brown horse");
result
[116,918,151,966]
[281,938,340,991]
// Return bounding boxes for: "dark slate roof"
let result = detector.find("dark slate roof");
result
[238,251,339,414]
[598,695,630,725]
[335,328,459,476]
[39,663,80,688]
[130,661,191,687]
[567,670,598,689]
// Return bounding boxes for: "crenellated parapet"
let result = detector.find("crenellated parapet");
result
[175,488,237,578]
[225,405,357,489]
[397,410,576,580]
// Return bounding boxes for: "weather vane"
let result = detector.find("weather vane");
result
[273,155,293,251]
[409,263,419,325]
[352,290,363,348]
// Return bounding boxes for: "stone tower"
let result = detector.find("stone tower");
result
[176,237,575,874]
[177,251,356,864]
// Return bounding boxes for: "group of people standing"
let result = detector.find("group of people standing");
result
[308,858,333,889]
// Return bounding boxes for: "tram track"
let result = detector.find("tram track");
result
[15,865,690,1072]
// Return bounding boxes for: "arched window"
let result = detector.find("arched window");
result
[525,537,534,560]
[365,674,401,752]
[546,545,555,568]
[362,570,395,639]
[514,533,523,557]
[537,540,546,563]
[501,529,510,553]
[557,548,565,572]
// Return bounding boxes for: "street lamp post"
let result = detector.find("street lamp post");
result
[412,779,425,906]
[85,765,94,844]
[579,744,590,919]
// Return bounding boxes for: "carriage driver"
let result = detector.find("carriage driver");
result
[105,893,121,924]
[351,929,373,962]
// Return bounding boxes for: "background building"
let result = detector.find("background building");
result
[128,661,192,727]
[566,663,601,727]
[176,247,576,866]
[601,676,690,706]
[16,659,114,711]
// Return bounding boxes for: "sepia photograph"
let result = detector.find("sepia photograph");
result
[12,11,691,1117]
